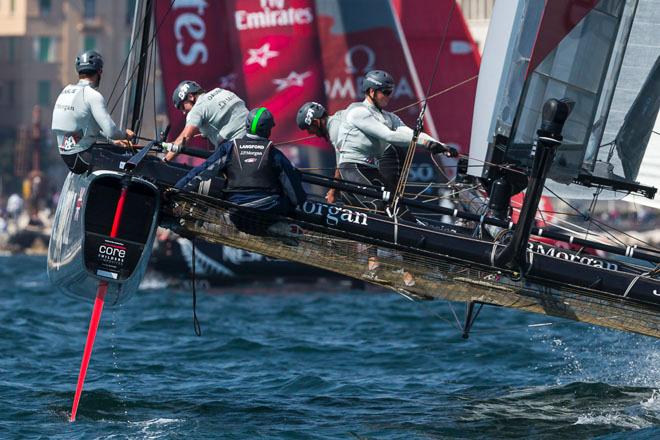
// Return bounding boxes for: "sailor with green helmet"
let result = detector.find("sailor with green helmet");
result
[175,107,306,232]
[163,80,249,162]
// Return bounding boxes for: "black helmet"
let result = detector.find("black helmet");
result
[246,107,275,138]
[172,80,203,109]
[361,70,395,94]
[296,102,327,129]
[75,50,104,74]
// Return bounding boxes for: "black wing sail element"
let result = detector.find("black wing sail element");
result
[615,55,660,182]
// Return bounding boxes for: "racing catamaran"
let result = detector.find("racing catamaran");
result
[48,0,660,421]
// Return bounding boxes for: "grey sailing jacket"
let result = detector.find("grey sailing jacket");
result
[185,88,249,147]
[335,99,438,167]
[51,79,126,155]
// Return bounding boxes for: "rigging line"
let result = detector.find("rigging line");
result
[430,151,452,182]
[109,0,176,115]
[422,0,457,101]
[119,0,143,128]
[392,1,456,206]
[272,75,478,147]
[603,222,660,251]
[391,75,479,114]
[133,32,155,139]
[508,204,611,240]
[298,164,451,173]
[584,186,604,244]
[107,0,145,106]
[400,292,464,332]
[465,155,528,176]
[541,222,610,246]
[544,185,660,251]
[151,33,158,138]
[535,214,611,241]
[414,184,482,201]
[273,134,316,146]
[546,186,628,248]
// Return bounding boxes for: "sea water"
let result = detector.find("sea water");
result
[0,255,658,439]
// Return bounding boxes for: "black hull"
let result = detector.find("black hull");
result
[51,148,660,337]
[166,192,660,338]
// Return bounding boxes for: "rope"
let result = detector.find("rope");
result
[108,0,176,115]
[390,75,479,114]
[191,238,202,337]
[543,186,660,252]
[391,0,457,212]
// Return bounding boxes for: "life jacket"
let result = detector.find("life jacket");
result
[225,138,279,193]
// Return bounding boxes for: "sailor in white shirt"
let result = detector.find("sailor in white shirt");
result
[164,81,249,162]
[51,50,134,174]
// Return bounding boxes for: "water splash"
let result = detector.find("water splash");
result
[641,389,660,412]
[537,327,660,387]
[110,306,128,417]
[139,274,170,290]
[128,418,183,440]
[574,412,652,429]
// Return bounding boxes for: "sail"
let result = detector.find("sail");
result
[390,0,480,156]
[232,0,328,147]
[625,108,660,209]
[469,0,660,201]
[614,56,660,182]
[314,0,428,127]
[154,1,237,146]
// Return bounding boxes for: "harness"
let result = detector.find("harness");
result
[225,138,279,193]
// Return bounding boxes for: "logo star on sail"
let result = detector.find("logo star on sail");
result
[272,71,311,91]
[245,42,279,68]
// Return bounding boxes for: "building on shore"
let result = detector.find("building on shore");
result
[0,0,163,192]
[458,0,494,51]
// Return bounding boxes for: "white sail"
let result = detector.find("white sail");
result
[469,0,660,202]
[468,0,525,178]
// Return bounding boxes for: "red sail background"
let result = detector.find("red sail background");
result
[233,0,327,148]
[155,0,239,156]
[155,0,479,155]
[391,0,480,154]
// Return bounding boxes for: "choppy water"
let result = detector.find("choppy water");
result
[0,255,658,439]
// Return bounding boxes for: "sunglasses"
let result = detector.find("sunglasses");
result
[380,88,393,97]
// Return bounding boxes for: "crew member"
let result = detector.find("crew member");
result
[51,50,134,174]
[164,80,249,162]
[175,107,306,233]
[336,69,457,213]
[296,101,345,203]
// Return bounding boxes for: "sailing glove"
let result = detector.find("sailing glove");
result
[426,141,458,158]
[161,142,182,154]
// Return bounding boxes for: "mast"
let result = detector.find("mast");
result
[119,0,143,130]
[495,98,573,269]
[130,0,154,135]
